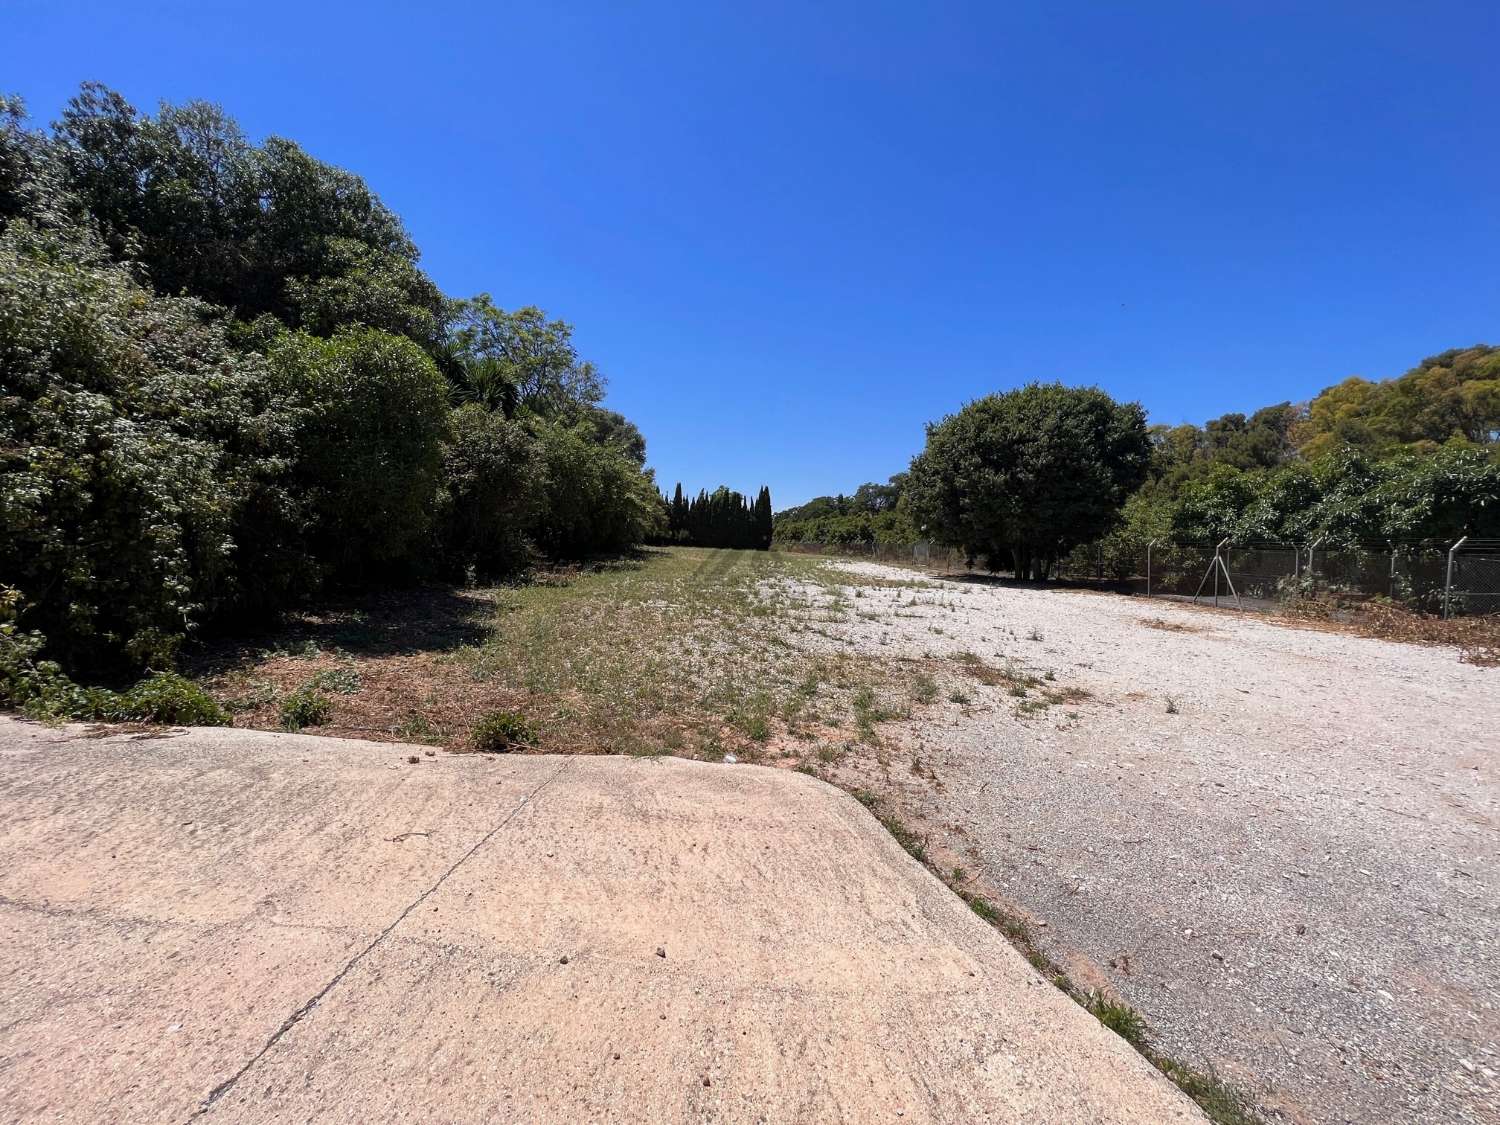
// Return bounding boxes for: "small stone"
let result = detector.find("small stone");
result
[613,1052,621,1060]
[1210,951,1224,962]
[656,946,667,958]
[559,955,569,965]
[702,1076,711,1087]
[406,755,420,764]
[1294,923,1307,935]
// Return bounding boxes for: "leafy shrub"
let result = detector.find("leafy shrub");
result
[436,404,541,579]
[2,590,226,724]
[0,221,297,673]
[471,709,533,751]
[2,86,663,691]
[528,419,665,558]
[106,673,229,726]
[280,686,333,730]
[268,327,450,578]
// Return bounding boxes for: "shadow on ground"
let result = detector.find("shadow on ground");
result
[188,585,499,676]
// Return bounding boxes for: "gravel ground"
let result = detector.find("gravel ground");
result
[787,561,1498,1125]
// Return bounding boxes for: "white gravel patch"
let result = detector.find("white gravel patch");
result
[790,559,1499,1125]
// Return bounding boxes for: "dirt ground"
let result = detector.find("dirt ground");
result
[0,719,1201,1124]
[795,561,1498,1125]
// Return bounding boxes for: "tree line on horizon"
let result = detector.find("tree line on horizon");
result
[774,345,1500,574]
[1,82,664,689]
[662,484,773,550]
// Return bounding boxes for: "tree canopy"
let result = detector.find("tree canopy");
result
[788,344,1499,561]
[1,84,662,676]
[905,383,1152,577]
[665,485,773,550]
[772,474,916,546]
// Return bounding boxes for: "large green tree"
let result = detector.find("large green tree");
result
[906,383,1151,578]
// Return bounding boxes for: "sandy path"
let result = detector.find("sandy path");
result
[795,561,1498,1125]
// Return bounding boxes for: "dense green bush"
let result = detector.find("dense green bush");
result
[528,419,665,557]
[436,404,541,579]
[1163,446,1500,545]
[2,589,226,723]
[268,327,449,578]
[772,475,915,546]
[0,221,296,671]
[1,84,663,687]
[107,673,229,725]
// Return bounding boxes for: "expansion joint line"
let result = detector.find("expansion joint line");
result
[188,759,574,1120]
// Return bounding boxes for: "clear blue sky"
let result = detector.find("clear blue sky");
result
[10,1,1498,507]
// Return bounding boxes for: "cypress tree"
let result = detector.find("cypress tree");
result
[754,486,773,550]
[667,484,774,548]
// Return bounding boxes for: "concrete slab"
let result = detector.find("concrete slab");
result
[0,719,1202,1123]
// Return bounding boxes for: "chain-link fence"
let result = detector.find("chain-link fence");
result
[779,536,1500,617]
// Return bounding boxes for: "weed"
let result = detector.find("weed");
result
[911,672,938,704]
[309,665,362,695]
[1166,696,1179,714]
[741,712,771,741]
[1083,991,1149,1051]
[222,680,277,713]
[396,712,441,743]
[1152,1059,1261,1125]
[1028,628,1043,642]
[280,686,332,730]
[967,893,1001,923]
[953,651,1041,693]
[879,813,927,862]
[948,689,970,705]
[851,683,890,740]
[471,709,534,751]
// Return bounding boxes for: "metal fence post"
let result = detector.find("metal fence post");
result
[1146,539,1157,598]
[1444,535,1469,619]
[1213,537,1225,608]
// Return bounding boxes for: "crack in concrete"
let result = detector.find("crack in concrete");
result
[188,759,573,1120]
